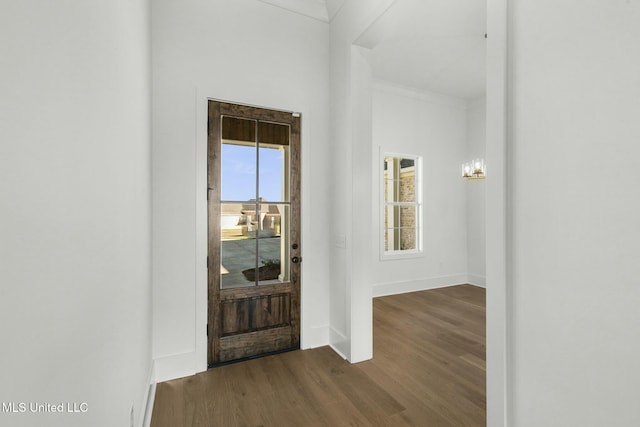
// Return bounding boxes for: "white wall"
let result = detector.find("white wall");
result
[509,1,640,426]
[466,96,486,286]
[370,82,469,297]
[0,1,152,427]
[151,0,331,381]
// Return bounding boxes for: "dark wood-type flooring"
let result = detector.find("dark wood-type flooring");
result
[150,284,486,426]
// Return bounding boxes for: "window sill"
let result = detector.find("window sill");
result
[380,250,423,261]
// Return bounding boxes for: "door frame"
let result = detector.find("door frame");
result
[207,100,302,366]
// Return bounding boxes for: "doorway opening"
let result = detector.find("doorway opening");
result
[348,0,507,423]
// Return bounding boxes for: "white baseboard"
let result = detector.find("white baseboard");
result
[329,327,348,360]
[467,274,486,288]
[153,351,198,383]
[372,273,469,298]
[302,324,329,349]
[141,361,156,427]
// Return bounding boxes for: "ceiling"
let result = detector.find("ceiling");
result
[356,0,486,100]
[258,0,346,22]
[258,0,486,100]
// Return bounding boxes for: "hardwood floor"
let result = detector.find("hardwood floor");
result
[150,284,486,427]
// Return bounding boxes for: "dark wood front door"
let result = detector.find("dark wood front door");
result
[207,101,301,366]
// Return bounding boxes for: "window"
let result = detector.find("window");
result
[382,154,422,259]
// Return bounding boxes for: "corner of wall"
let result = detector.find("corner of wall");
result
[467,274,487,288]
[329,327,349,359]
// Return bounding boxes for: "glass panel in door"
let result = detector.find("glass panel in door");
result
[219,117,291,289]
[220,116,258,289]
[257,204,290,285]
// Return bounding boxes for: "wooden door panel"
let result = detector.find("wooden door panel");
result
[221,282,294,299]
[221,293,291,336]
[219,327,292,362]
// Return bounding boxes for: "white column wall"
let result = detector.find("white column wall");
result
[328,0,397,362]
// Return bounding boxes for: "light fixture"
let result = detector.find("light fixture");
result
[462,158,486,180]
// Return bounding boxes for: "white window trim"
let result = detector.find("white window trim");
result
[380,151,423,261]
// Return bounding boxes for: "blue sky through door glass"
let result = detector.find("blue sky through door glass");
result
[259,146,284,202]
[221,143,283,202]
